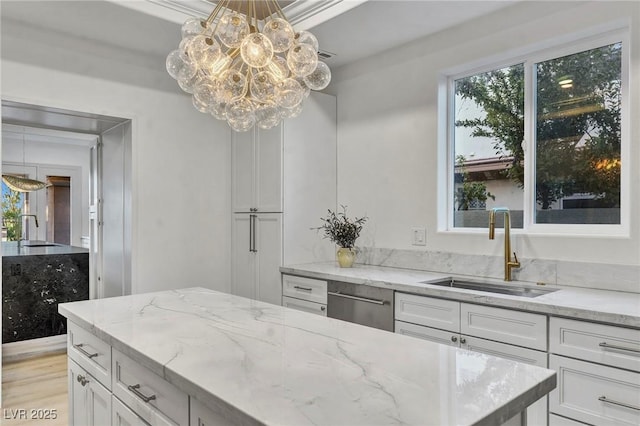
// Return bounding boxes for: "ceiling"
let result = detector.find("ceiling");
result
[1,0,518,69]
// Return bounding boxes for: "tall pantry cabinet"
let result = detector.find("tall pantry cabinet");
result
[231,92,337,305]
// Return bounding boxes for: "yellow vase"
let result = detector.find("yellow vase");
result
[337,247,356,268]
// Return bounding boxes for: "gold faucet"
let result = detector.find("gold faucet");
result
[489,207,520,281]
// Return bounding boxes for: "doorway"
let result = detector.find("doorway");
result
[1,100,132,300]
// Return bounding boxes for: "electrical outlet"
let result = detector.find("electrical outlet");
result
[10,264,22,276]
[411,227,426,246]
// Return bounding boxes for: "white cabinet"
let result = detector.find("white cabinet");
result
[112,395,149,426]
[232,125,283,213]
[281,274,327,316]
[66,320,194,426]
[231,92,337,304]
[232,213,282,305]
[190,396,233,426]
[68,358,112,426]
[549,317,640,426]
[395,293,548,425]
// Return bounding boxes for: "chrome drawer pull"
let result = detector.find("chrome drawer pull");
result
[128,384,157,403]
[328,291,385,305]
[73,343,98,359]
[599,342,640,354]
[598,396,640,411]
[293,286,313,291]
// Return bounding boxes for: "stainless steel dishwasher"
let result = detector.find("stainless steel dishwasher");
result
[327,281,394,331]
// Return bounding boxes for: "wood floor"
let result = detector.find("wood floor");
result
[1,353,68,426]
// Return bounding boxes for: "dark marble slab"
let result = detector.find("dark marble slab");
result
[2,246,89,343]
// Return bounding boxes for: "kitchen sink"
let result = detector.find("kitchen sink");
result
[420,278,557,298]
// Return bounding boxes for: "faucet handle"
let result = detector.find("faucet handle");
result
[512,252,520,265]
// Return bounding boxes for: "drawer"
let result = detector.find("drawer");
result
[282,296,327,316]
[68,321,112,389]
[549,414,588,426]
[395,320,460,347]
[282,274,327,304]
[461,303,547,351]
[463,335,548,367]
[549,354,640,426]
[394,293,460,332]
[550,317,640,372]
[112,348,188,426]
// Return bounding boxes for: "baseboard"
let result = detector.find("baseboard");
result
[2,335,67,363]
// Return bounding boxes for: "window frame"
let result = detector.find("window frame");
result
[440,26,630,237]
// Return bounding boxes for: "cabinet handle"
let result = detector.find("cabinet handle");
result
[451,336,458,343]
[77,374,89,386]
[598,396,640,411]
[320,306,326,311]
[460,337,466,344]
[599,342,640,354]
[327,291,385,305]
[128,384,157,403]
[293,286,313,291]
[248,214,253,252]
[73,343,98,359]
[249,214,258,253]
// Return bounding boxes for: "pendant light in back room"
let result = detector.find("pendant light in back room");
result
[166,0,332,132]
[2,133,46,192]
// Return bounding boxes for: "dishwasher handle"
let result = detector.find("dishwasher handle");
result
[328,291,386,305]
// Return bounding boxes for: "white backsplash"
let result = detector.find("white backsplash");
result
[355,247,640,294]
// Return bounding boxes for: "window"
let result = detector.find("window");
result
[446,30,626,233]
[1,178,28,241]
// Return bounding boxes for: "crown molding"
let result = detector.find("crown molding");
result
[106,0,368,29]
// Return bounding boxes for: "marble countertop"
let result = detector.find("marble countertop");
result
[280,262,640,328]
[2,241,88,257]
[59,288,555,426]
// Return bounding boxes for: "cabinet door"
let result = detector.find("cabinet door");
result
[232,128,255,213]
[69,359,88,426]
[68,359,111,426]
[255,213,283,305]
[462,335,548,426]
[87,377,112,426]
[112,395,149,426]
[232,214,257,300]
[255,125,283,212]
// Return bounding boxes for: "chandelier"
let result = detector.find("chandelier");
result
[166,0,331,132]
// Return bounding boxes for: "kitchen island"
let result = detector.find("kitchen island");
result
[2,240,89,344]
[59,287,555,425]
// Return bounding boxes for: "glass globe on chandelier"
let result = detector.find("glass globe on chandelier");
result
[166,0,332,132]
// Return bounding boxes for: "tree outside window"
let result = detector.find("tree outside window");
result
[453,41,621,226]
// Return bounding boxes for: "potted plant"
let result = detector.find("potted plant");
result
[315,206,367,267]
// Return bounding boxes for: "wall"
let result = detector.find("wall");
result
[1,17,232,294]
[329,2,640,289]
